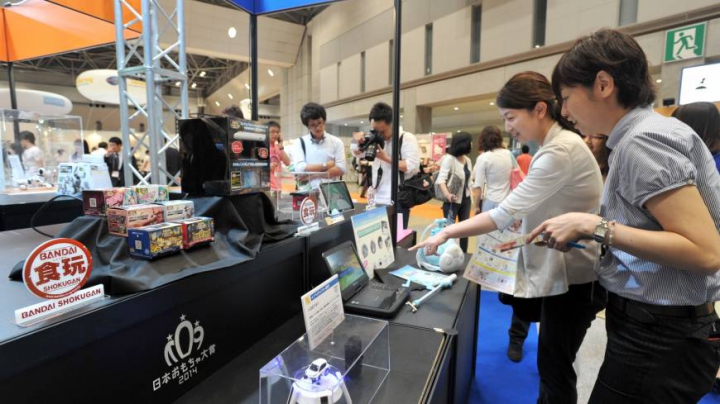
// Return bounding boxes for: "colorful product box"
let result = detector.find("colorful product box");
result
[173,217,215,249]
[156,200,195,221]
[128,222,183,259]
[107,204,165,237]
[133,184,170,204]
[83,188,137,216]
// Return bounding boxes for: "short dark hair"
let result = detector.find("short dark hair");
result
[266,120,281,130]
[521,145,530,153]
[672,102,720,154]
[98,141,108,149]
[300,103,326,126]
[497,71,572,130]
[20,131,35,144]
[222,105,244,119]
[448,132,472,157]
[369,102,393,125]
[551,28,656,110]
[480,126,504,151]
[109,137,122,146]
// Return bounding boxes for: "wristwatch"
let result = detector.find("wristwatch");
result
[593,218,610,245]
[322,162,328,171]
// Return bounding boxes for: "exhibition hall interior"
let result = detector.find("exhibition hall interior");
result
[1,0,720,403]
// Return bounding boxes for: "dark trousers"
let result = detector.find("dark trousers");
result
[442,196,471,252]
[589,294,720,403]
[509,313,531,345]
[537,281,607,404]
[396,203,410,230]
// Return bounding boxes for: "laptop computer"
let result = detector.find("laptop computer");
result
[321,241,409,318]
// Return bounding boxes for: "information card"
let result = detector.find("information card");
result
[351,206,394,279]
[301,275,345,350]
[464,230,520,295]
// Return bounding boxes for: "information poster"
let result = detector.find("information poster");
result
[464,230,521,295]
[301,274,345,350]
[351,206,394,278]
[431,133,448,161]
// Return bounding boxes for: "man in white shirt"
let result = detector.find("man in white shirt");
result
[291,102,346,189]
[353,102,420,229]
[20,131,44,174]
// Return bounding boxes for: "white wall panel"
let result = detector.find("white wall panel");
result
[546,0,619,46]
[339,54,362,99]
[433,6,473,74]
[480,0,533,62]
[366,42,391,92]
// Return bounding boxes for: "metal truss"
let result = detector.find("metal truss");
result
[114,0,188,186]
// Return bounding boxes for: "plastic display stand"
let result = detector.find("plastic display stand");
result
[273,171,330,222]
[259,315,389,404]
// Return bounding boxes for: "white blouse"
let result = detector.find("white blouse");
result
[472,148,514,203]
[436,154,473,201]
[488,123,603,298]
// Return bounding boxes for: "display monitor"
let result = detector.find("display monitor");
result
[679,62,720,105]
[318,181,354,214]
[322,241,369,301]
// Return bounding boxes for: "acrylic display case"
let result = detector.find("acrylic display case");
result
[259,315,390,404]
[273,171,331,221]
[0,109,84,204]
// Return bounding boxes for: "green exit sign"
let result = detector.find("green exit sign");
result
[664,22,706,63]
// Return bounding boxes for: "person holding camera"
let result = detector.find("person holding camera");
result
[352,102,420,229]
[291,103,346,189]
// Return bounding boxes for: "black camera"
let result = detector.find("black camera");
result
[359,130,385,161]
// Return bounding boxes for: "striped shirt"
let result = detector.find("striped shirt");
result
[599,107,720,305]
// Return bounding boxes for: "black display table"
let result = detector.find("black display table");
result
[0,207,478,404]
[174,249,479,404]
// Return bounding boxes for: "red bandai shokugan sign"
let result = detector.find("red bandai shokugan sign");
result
[23,238,93,299]
[231,141,244,154]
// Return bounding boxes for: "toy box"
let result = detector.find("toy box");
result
[107,204,164,237]
[133,184,170,204]
[83,188,137,216]
[178,117,270,196]
[128,222,183,259]
[156,200,195,221]
[173,216,215,249]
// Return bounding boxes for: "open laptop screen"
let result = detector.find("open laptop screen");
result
[321,241,369,301]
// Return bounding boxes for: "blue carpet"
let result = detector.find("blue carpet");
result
[468,290,720,404]
[469,290,540,403]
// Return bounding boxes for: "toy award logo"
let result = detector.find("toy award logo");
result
[152,314,217,391]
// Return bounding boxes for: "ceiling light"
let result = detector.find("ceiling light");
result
[175,81,181,86]
[228,93,234,99]
[228,27,237,38]
[267,69,274,77]
[453,107,459,111]
[199,71,206,77]
[344,123,348,126]
[244,83,250,90]
[656,79,662,83]
[490,102,495,106]
[360,121,364,124]
[400,115,404,118]
[457,130,461,133]
[215,101,221,107]
[191,83,197,89]
[534,44,541,48]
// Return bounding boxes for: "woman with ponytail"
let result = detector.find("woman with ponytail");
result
[412,71,606,404]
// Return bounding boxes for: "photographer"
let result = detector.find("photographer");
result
[291,103,346,189]
[352,102,420,229]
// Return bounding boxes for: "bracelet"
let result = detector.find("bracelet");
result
[607,220,617,246]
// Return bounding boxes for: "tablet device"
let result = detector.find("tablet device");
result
[318,181,354,214]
